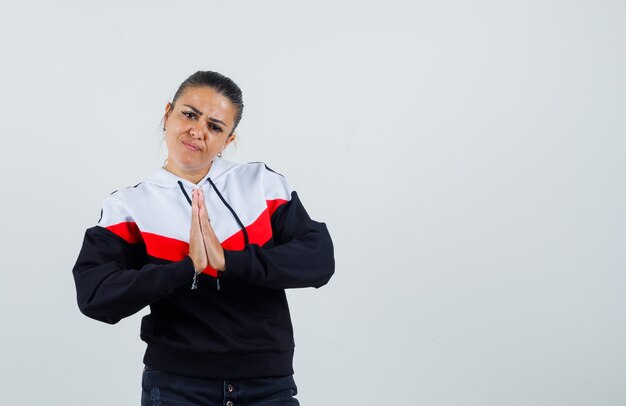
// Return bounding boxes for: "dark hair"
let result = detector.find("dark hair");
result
[171,70,244,134]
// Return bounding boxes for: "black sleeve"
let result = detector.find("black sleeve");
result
[223,191,335,289]
[72,226,195,324]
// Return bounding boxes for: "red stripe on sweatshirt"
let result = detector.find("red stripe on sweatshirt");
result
[142,232,219,277]
[142,232,188,261]
[105,199,289,276]
[267,198,288,218]
[106,223,217,275]
[106,221,142,244]
[221,199,288,250]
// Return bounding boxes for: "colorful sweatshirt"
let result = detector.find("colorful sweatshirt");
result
[72,158,335,379]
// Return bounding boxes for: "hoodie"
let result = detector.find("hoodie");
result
[72,158,335,379]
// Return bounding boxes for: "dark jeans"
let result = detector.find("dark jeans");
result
[141,365,300,406]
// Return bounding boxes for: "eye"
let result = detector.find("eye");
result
[209,124,223,133]
[182,111,196,119]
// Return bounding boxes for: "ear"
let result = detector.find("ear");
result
[163,102,173,128]
[224,132,236,149]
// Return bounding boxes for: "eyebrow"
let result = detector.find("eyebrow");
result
[183,104,228,127]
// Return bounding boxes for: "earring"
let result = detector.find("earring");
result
[217,152,223,158]
[163,126,167,131]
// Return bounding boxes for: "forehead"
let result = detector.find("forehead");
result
[176,86,236,125]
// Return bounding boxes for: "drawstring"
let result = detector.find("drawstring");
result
[177,181,192,205]
[207,178,249,247]
[176,179,249,291]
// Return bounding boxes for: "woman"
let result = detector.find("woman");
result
[72,70,335,405]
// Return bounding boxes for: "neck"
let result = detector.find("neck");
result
[163,161,212,184]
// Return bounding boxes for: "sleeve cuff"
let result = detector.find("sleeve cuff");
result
[223,248,251,279]
[163,255,196,289]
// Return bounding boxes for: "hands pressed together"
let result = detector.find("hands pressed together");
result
[188,187,226,275]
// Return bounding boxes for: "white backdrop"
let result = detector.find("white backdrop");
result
[1,1,625,405]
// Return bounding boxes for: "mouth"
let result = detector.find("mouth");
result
[182,141,201,152]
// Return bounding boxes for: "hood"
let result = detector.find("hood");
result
[144,157,236,189]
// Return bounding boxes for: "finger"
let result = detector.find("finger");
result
[191,189,199,222]
[195,189,212,253]
[188,189,208,270]
[198,204,225,271]
[197,188,209,225]
[198,201,216,248]
[193,189,205,237]
[196,190,205,218]
[198,187,206,208]
[199,203,213,236]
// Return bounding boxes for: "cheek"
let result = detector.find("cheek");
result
[164,133,178,150]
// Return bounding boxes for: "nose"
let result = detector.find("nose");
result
[190,121,206,139]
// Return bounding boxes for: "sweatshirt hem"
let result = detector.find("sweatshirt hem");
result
[143,340,295,380]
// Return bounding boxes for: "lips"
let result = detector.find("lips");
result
[182,141,201,152]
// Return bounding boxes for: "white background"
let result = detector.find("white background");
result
[1,1,625,404]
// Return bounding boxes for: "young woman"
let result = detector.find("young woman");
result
[72,71,335,405]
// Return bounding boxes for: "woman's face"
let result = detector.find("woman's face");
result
[163,86,237,176]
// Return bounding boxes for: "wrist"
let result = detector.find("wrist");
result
[214,261,225,272]
[187,255,204,274]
